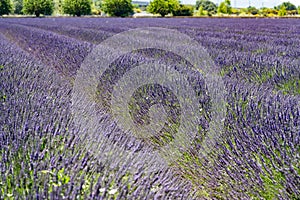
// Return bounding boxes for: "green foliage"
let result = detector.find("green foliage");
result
[278,5,287,16]
[286,9,297,15]
[259,7,278,16]
[195,0,216,14]
[147,0,179,17]
[23,0,54,17]
[13,0,23,14]
[256,155,285,200]
[91,0,101,15]
[250,68,276,84]
[40,168,70,191]
[224,0,231,5]
[231,8,240,15]
[1,94,6,102]
[133,7,141,13]
[198,5,204,15]
[276,77,300,95]
[217,0,231,14]
[247,6,258,15]
[0,143,34,198]
[172,4,193,16]
[0,0,12,16]
[102,0,133,17]
[217,2,225,14]
[91,8,101,15]
[275,1,296,11]
[63,0,92,16]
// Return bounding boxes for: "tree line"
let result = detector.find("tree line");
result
[196,0,300,17]
[0,0,300,17]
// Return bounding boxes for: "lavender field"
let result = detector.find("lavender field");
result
[0,18,299,199]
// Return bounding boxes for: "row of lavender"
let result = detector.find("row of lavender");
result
[0,18,299,199]
[2,18,299,93]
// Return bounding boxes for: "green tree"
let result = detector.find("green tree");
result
[147,0,179,17]
[172,4,193,16]
[217,0,231,14]
[63,0,92,16]
[195,0,216,14]
[217,2,226,14]
[198,5,204,15]
[247,6,258,15]
[23,0,54,17]
[0,0,12,16]
[298,6,300,14]
[276,2,296,11]
[102,0,133,17]
[13,0,23,14]
[278,5,287,16]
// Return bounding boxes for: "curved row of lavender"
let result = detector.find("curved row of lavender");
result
[0,18,299,199]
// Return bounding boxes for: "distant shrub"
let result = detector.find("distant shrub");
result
[278,5,287,16]
[195,0,217,14]
[217,0,231,14]
[275,1,296,11]
[260,7,278,16]
[63,0,92,17]
[147,0,179,17]
[23,0,54,17]
[231,8,240,15]
[92,8,101,15]
[0,0,12,16]
[102,0,133,17]
[286,10,297,15]
[172,4,193,16]
[247,6,259,15]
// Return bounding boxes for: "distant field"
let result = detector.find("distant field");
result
[0,18,299,199]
